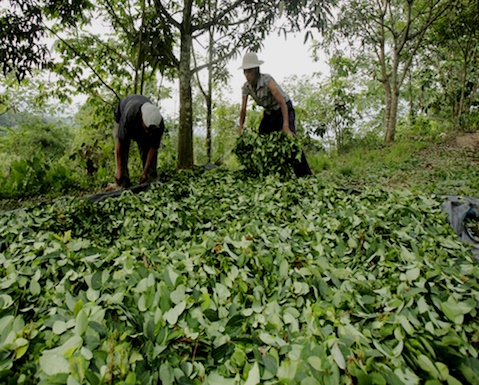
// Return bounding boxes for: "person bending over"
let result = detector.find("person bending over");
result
[113,94,165,187]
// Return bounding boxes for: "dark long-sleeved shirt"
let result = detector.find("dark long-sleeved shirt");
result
[114,94,163,149]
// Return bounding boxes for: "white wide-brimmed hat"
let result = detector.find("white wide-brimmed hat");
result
[141,102,163,128]
[238,52,264,69]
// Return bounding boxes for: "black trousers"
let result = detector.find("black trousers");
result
[259,101,312,177]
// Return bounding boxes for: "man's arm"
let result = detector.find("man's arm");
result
[239,94,248,136]
[139,147,158,184]
[115,138,123,183]
[268,80,295,136]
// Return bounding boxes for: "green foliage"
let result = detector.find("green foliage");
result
[0,156,80,199]
[244,106,262,131]
[423,0,479,130]
[338,164,354,177]
[70,98,119,186]
[396,115,446,143]
[0,110,32,128]
[233,130,303,178]
[353,127,384,149]
[284,75,328,139]
[0,114,85,199]
[1,170,479,384]
[0,0,93,81]
[284,67,360,151]
[459,111,479,133]
[211,101,241,166]
[307,153,332,172]
[321,0,456,142]
[311,130,479,198]
[0,100,183,205]
[0,115,73,175]
[157,132,178,174]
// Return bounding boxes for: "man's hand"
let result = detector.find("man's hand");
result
[106,182,119,191]
[282,124,295,136]
[139,174,148,184]
[115,169,123,185]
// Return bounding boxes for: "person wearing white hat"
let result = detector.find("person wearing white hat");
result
[238,52,312,177]
[113,94,165,187]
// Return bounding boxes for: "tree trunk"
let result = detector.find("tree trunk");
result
[457,58,469,128]
[206,26,213,163]
[177,1,194,169]
[384,90,399,143]
[134,0,146,95]
[384,92,399,143]
[383,80,394,143]
[408,66,416,125]
[384,53,400,143]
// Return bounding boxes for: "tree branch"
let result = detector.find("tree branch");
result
[152,0,181,29]
[103,0,136,40]
[397,0,453,87]
[192,47,207,99]
[45,26,120,100]
[192,49,237,75]
[193,0,245,32]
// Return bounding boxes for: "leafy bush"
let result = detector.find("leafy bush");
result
[1,170,479,384]
[338,164,354,176]
[459,111,479,132]
[0,156,80,199]
[0,117,73,171]
[308,153,332,172]
[70,99,116,182]
[396,115,446,143]
[233,130,303,177]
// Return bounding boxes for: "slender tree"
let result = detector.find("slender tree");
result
[192,0,228,164]
[51,0,176,104]
[425,0,479,129]
[323,0,454,143]
[285,56,360,151]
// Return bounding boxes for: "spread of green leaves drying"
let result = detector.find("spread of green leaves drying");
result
[2,168,479,385]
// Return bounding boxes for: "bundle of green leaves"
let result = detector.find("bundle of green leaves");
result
[233,130,303,177]
[1,170,479,384]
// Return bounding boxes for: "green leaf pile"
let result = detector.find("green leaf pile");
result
[1,169,479,384]
[233,130,302,177]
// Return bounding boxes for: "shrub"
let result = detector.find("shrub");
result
[0,156,80,199]
[308,153,332,172]
[338,164,354,176]
[0,117,73,163]
[396,115,446,142]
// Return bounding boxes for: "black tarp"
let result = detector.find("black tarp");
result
[87,182,156,203]
[442,195,479,260]
[86,163,219,203]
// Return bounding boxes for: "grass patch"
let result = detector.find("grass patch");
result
[309,135,479,195]
[308,153,332,172]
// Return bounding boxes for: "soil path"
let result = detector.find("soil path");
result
[454,132,479,152]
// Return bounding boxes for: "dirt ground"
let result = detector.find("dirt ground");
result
[417,130,479,171]
[454,131,479,152]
